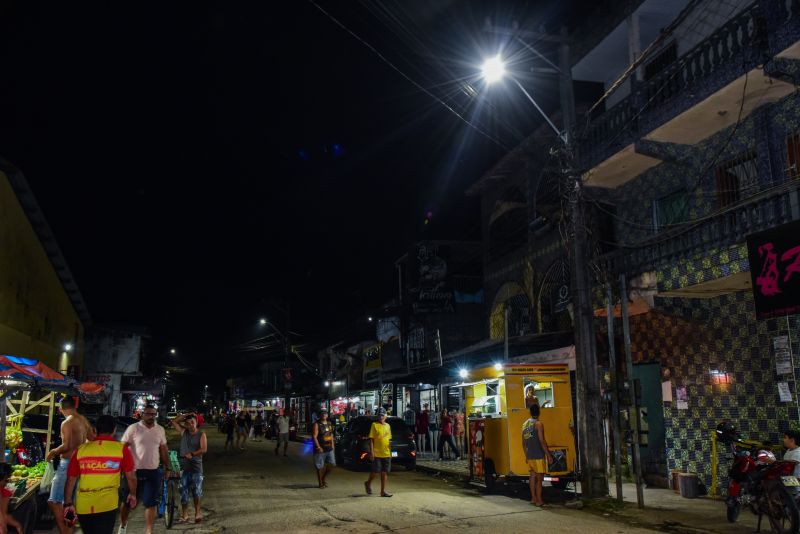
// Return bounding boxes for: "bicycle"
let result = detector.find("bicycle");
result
[158,451,182,529]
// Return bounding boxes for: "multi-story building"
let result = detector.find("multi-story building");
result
[572,0,800,491]
[0,157,90,374]
[463,0,800,493]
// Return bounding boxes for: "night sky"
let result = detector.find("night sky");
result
[0,1,594,392]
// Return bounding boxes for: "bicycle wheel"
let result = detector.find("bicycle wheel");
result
[164,478,179,529]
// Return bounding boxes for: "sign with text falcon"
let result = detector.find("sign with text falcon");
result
[747,219,800,318]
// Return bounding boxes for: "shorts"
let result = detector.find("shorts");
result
[313,450,336,469]
[371,457,391,473]
[77,509,117,534]
[48,457,71,503]
[120,468,162,508]
[277,433,289,445]
[237,425,247,434]
[527,458,548,474]
[180,471,204,504]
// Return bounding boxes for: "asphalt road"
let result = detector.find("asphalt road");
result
[153,428,657,534]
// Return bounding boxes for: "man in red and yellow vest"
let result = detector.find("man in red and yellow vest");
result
[64,415,137,534]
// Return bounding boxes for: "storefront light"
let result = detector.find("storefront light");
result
[494,363,503,371]
[459,369,468,379]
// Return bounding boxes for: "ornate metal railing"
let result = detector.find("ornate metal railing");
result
[601,182,800,276]
[578,1,769,169]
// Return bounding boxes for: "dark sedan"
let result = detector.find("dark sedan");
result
[334,416,417,470]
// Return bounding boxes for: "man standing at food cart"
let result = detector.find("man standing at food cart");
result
[46,396,91,534]
[63,415,138,534]
[522,403,553,507]
[118,404,170,534]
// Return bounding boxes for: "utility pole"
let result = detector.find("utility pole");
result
[621,274,644,507]
[606,284,624,501]
[560,26,608,498]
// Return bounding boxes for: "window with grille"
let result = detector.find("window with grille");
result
[653,190,689,232]
[787,133,800,180]
[714,153,759,208]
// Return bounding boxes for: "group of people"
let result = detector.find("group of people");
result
[310,407,395,497]
[221,410,292,454]
[409,404,465,461]
[37,398,207,534]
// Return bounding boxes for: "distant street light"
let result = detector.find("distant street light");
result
[481,55,505,84]
[367,316,373,323]
[63,343,73,352]
[259,318,268,326]
[170,348,176,355]
[459,369,468,379]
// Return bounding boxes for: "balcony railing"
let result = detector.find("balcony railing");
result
[578,1,769,169]
[601,182,800,276]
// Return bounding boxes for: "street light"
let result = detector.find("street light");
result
[259,318,267,326]
[481,55,505,84]
[63,343,73,352]
[458,369,468,379]
[170,348,176,355]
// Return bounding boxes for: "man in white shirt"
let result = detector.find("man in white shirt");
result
[119,405,171,534]
[275,413,291,456]
[784,429,800,477]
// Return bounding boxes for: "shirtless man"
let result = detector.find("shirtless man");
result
[46,396,91,534]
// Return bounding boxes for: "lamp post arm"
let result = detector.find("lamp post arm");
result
[511,77,567,146]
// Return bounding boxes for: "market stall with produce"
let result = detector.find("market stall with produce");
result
[0,355,105,528]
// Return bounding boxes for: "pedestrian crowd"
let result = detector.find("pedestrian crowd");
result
[1,398,210,534]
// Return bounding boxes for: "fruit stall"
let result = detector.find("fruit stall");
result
[0,355,105,528]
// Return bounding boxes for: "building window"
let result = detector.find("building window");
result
[787,132,800,180]
[653,190,689,232]
[714,153,759,208]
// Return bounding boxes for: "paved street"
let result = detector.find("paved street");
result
[139,428,657,534]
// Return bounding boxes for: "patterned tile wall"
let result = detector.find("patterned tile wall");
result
[627,290,800,493]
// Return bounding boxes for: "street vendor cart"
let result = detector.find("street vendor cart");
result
[0,355,105,531]
[460,363,577,492]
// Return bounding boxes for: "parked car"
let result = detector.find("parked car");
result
[334,416,417,470]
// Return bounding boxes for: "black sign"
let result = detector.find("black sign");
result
[747,219,800,318]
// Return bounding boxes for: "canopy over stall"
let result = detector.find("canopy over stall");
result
[0,355,106,456]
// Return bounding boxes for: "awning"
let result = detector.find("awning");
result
[450,378,500,389]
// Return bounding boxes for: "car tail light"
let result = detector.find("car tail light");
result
[779,462,797,475]
[359,452,368,460]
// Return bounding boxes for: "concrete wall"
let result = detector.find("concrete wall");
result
[0,169,84,371]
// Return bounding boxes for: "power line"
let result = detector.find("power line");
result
[308,0,511,151]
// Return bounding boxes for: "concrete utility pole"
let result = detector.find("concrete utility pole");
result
[560,27,608,498]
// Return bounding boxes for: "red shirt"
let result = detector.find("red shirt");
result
[441,415,453,436]
[67,435,135,477]
[1,486,12,498]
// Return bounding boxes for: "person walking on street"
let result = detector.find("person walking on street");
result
[364,408,392,497]
[235,410,247,450]
[276,412,290,456]
[311,410,335,488]
[522,403,553,507]
[63,415,138,534]
[46,396,91,534]
[438,409,461,461]
[118,404,170,534]
[223,413,235,452]
[172,413,208,523]
[253,412,264,442]
[454,409,466,455]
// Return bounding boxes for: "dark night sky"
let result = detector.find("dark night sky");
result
[0,1,593,389]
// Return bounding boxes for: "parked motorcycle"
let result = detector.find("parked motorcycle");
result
[717,422,800,534]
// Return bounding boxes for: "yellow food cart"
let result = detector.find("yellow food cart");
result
[462,362,576,492]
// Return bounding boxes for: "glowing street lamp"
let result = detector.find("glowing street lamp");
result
[63,343,73,352]
[481,55,506,84]
[259,318,268,326]
[169,348,176,355]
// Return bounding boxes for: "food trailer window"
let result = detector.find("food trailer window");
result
[523,379,554,408]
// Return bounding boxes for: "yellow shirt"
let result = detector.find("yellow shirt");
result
[368,422,392,458]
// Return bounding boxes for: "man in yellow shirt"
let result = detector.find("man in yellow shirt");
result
[63,415,138,533]
[365,408,393,497]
